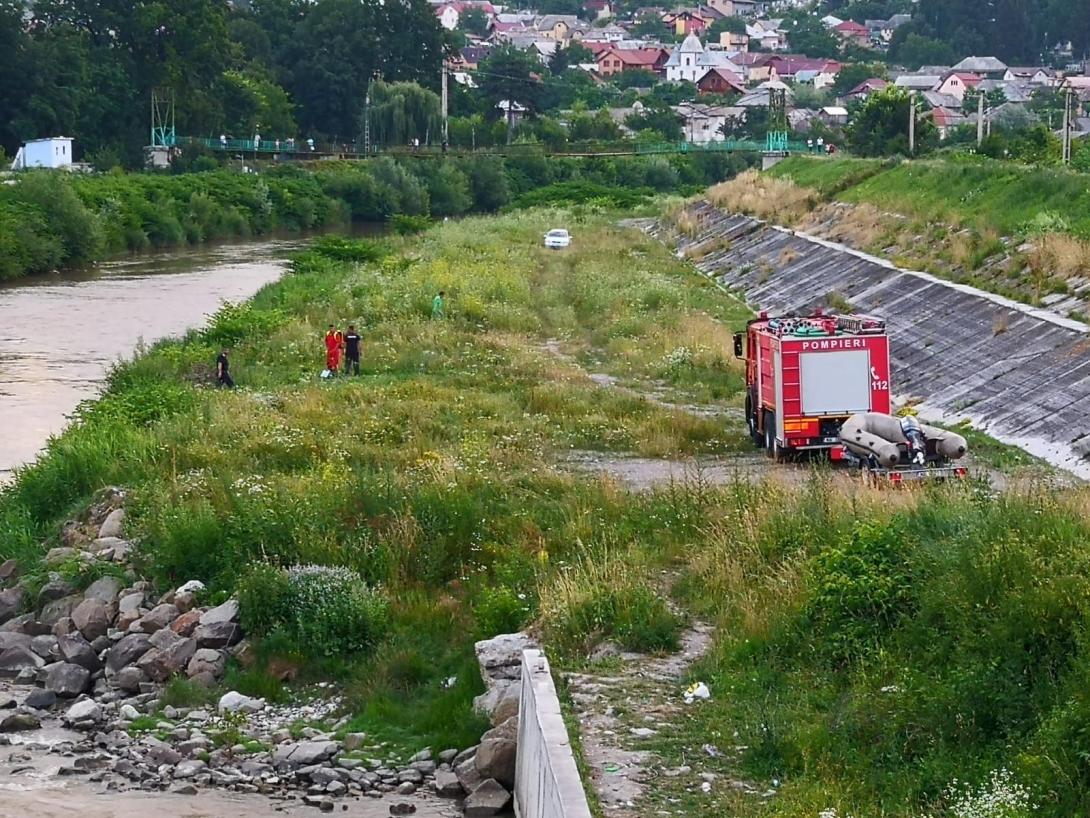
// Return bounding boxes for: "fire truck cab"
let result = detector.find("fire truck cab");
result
[733,311,891,461]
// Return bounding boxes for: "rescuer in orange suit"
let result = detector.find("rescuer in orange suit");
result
[324,325,344,374]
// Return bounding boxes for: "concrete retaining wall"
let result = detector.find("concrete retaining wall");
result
[651,203,1090,478]
[514,649,593,818]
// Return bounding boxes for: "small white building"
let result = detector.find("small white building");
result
[664,33,706,84]
[11,137,74,170]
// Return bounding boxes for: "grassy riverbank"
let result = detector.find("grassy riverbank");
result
[0,205,751,750]
[3,204,1090,816]
[0,152,754,281]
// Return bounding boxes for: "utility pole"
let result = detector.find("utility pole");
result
[908,91,916,155]
[977,90,985,146]
[441,61,449,151]
[1062,86,1074,165]
[364,79,372,155]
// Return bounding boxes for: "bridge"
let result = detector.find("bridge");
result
[165,135,815,160]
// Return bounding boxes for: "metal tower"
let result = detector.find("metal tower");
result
[766,87,788,153]
[150,88,177,148]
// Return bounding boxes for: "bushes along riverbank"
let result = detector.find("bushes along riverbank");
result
[0,151,755,281]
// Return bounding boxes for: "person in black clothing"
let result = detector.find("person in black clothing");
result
[216,348,235,388]
[343,325,362,375]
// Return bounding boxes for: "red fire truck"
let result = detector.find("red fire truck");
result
[733,311,892,461]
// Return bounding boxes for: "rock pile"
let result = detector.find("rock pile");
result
[442,632,537,816]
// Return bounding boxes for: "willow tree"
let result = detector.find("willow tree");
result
[366,81,442,148]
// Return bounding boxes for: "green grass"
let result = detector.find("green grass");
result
[3,201,1085,815]
[768,155,1090,239]
[0,207,751,754]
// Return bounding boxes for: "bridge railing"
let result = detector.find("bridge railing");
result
[172,135,814,158]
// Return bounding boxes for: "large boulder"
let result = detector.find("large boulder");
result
[0,633,32,653]
[0,645,45,677]
[64,698,103,726]
[200,599,239,626]
[455,754,483,795]
[475,737,516,789]
[464,779,512,817]
[473,632,535,722]
[271,740,340,769]
[195,620,241,649]
[83,576,123,605]
[136,603,178,634]
[30,634,58,660]
[40,595,81,627]
[115,593,144,630]
[45,661,91,697]
[97,508,126,539]
[0,559,18,584]
[0,712,41,732]
[137,634,197,683]
[56,633,101,672]
[37,578,75,606]
[0,587,25,625]
[71,598,110,641]
[186,649,225,685]
[169,610,201,637]
[105,633,152,672]
[434,768,464,797]
[115,666,147,693]
[474,633,536,681]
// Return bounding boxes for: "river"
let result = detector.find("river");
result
[0,237,315,482]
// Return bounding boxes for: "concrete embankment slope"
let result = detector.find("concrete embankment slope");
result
[650,202,1090,479]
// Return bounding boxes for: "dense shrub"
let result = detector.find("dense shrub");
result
[238,563,389,658]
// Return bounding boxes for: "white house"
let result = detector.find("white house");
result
[664,32,706,83]
[11,137,74,170]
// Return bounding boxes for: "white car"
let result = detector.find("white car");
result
[543,228,572,249]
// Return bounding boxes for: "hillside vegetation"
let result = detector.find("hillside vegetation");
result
[3,206,1090,816]
[734,157,1090,311]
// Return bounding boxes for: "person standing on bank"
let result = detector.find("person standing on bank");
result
[324,325,343,374]
[344,325,362,375]
[216,348,235,388]
[432,291,445,319]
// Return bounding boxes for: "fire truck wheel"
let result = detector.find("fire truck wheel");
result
[764,411,780,461]
[746,394,762,447]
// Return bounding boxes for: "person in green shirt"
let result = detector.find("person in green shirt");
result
[432,290,445,319]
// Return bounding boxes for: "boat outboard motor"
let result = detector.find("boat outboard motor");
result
[900,416,926,465]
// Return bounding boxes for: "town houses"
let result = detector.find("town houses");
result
[431,0,1090,148]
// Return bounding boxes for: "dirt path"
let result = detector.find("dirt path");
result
[565,621,762,817]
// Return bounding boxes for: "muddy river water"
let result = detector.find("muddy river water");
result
[0,238,308,481]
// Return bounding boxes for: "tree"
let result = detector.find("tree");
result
[288,0,445,139]
[888,29,956,70]
[832,63,887,98]
[625,100,682,141]
[459,8,490,37]
[477,45,544,140]
[784,14,841,59]
[548,41,594,74]
[219,69,297,136]
[707,16,746,44]
[569,108,621,141]
[364,81,441,147]
[847,86,936,156]
[632,13,671,41]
